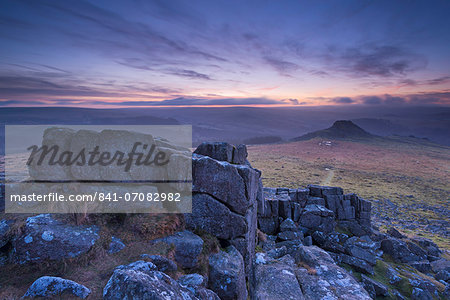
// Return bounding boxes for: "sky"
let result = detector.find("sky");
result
[1,0,450,107]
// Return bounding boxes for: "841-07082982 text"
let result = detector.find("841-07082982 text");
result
[9,192,182,203]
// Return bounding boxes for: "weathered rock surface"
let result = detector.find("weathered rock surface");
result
[114,260,158,275]
[344,236,378,265]
[208,246,247,300]
[252,259,304,300]
[23,276,90,299]
[295,246,371,300]
[13,214,99,264]
[299,204,335,234]
[103,269,197,300]
[188,143,260,277]
[185,193,247,240]
[192,155,249,215]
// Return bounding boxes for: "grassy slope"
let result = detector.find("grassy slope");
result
[248,137,450,250]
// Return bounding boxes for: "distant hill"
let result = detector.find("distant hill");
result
[292,120,373,141]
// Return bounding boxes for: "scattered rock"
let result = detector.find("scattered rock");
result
[430,258,450,273]
[277,230,303,242]
[266,246,288,259]
[311,231,345,254]
[381,237,419,263]
[279,218,297,232]
[360,274,389,298]
[13,214,99,264]
[178,273,220,300]
[386,265,402,285]
[339,253,374,274]
[410,261,432,274]
[23,276,90,299]
[411,287,433,300]
[387,227,406,239]
[108,236,125,254]
[435,270,450,282]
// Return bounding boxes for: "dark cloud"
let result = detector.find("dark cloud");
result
[361,96,383,105]
[358,93,449,106]
[0,74,179,99]
[167,69,212,80]
[383,95,406,105]
[280,98,302,105]
[6,97,289,107]
[140,97,288,106]
[263,56,299,75]
[326,45,427,77]
[426,76,450,85]
[0,100,47,106]
[400,76,450,87]
[329,97,355,104]
[25,0,227,69]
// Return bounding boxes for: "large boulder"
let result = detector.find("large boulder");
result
[152,230,203,269]
[192,155,249,215]
[13,214,99,264]
[103,269,196,300]
[381,237,420,263]
[252,260,304,300]
[344,236,378,265]
[23,276,90,299]
[295,246,371,299]
[108,236,126,254]
[208,246,247,300]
